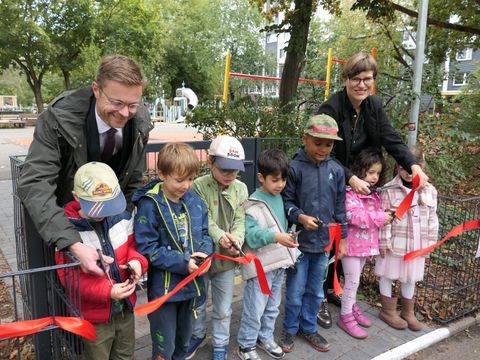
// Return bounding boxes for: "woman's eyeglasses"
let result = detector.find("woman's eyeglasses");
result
[348,76,375,86]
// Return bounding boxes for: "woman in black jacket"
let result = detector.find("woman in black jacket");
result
[316,52,429,328]
[318,52,428,194]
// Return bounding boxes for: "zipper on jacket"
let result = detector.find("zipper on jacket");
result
[164,271,170,294]
[146,190,202,297]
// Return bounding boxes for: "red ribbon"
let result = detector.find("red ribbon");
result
[404,219,480,261]
[324,223,343,295]
[0,316,96,341]
[394,175,420,220]
[135,252,271,316]
[330,224,344,296]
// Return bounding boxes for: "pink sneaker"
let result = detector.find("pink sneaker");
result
[337,313,368,339]
[352,303,372,328]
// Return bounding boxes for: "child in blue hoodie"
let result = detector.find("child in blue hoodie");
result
[134,143,214,360]
[280,114,347,354]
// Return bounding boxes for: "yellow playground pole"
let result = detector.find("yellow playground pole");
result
[324,48,333,101]
[371,47,377,96]
[223,52,231,105]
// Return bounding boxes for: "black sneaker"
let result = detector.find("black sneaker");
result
[238,346,261,360]
[317,299,332,329]
[298,329,330,352]
[279,331,296,353]
[326,289,342,307]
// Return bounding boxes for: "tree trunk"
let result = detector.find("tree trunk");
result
[279,0,313,112]
[62,69,72,90]
[33,81,45,113]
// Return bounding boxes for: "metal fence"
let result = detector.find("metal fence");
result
[0,252,82,360]
[6,156,83,360]
[361,195,480,323]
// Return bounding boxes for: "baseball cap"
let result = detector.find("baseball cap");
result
[74,162,126,218]
[208,135,245,171]
[304,114,343,141]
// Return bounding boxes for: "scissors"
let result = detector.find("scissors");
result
[230,241,246,257]
[368,184,398,194]
[314,217,339,228]
[191,254,212,266]
[126,263,146,295]
[96,249,114,287]
[388,204,417,223]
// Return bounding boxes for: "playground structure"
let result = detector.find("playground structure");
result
[222,48,377,103]
[149,82,198,123]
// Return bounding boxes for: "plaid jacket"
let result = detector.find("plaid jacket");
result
[379,175,439,256]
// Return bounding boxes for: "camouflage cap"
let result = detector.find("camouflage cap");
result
[304,114,343,141]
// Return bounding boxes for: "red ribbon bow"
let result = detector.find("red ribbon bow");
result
[0,316,96,341]
[135,252,271,316]
[394,175,420,220]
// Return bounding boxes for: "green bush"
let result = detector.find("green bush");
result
[186,95,313,139]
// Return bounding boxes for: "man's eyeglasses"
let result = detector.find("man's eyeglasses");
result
[99,88,140,113]
[348,76,375,86]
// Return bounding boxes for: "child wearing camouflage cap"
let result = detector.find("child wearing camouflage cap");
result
[280,114,347,354]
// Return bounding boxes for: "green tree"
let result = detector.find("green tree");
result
[0,0,97,112]
[156,0,265,101]
[0,67,35,107]
[0,0,54,111]
[249,0,341,110]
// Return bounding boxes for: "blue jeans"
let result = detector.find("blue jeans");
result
[191,269,235,349]
[283,252,328,334]
[237,268,284,348]
[148,299,193,360]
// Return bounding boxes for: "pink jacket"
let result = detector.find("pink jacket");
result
[345,188,386,257]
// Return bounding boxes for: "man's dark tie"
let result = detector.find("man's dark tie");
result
[101,127,117,163]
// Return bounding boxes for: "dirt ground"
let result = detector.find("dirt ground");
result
[408,323,480,359]
[0,248,35,359]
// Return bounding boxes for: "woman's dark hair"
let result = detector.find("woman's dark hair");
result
[342,52,378,80]
[351,147,387,186]
[257,149,289,179]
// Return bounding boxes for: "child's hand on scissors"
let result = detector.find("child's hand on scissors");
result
[298,214,319,231]
[220,233,241,256]
[119,260,142,283]
[110,279,136,300]
[189,252,211,274]
[275,232,299,248]
[384,210,394,225]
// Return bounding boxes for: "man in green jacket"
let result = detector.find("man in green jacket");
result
[18,55,153,276]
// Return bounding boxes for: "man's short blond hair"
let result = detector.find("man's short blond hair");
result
[96,54,147,88]
[342,52,378,80]
[157,143,200,178]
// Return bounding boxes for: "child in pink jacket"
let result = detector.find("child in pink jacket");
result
[337,148,392,339]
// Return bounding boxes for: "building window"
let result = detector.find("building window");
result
[279,48,286,58]
[452,73,468,86]
[456,48,473,61]
[267,34,276,43]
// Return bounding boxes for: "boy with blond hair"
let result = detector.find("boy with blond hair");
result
[134,143,214,360]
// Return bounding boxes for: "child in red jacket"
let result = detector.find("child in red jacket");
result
[56,162,148,360]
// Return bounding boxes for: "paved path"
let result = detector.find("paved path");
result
[133,286,432,360]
